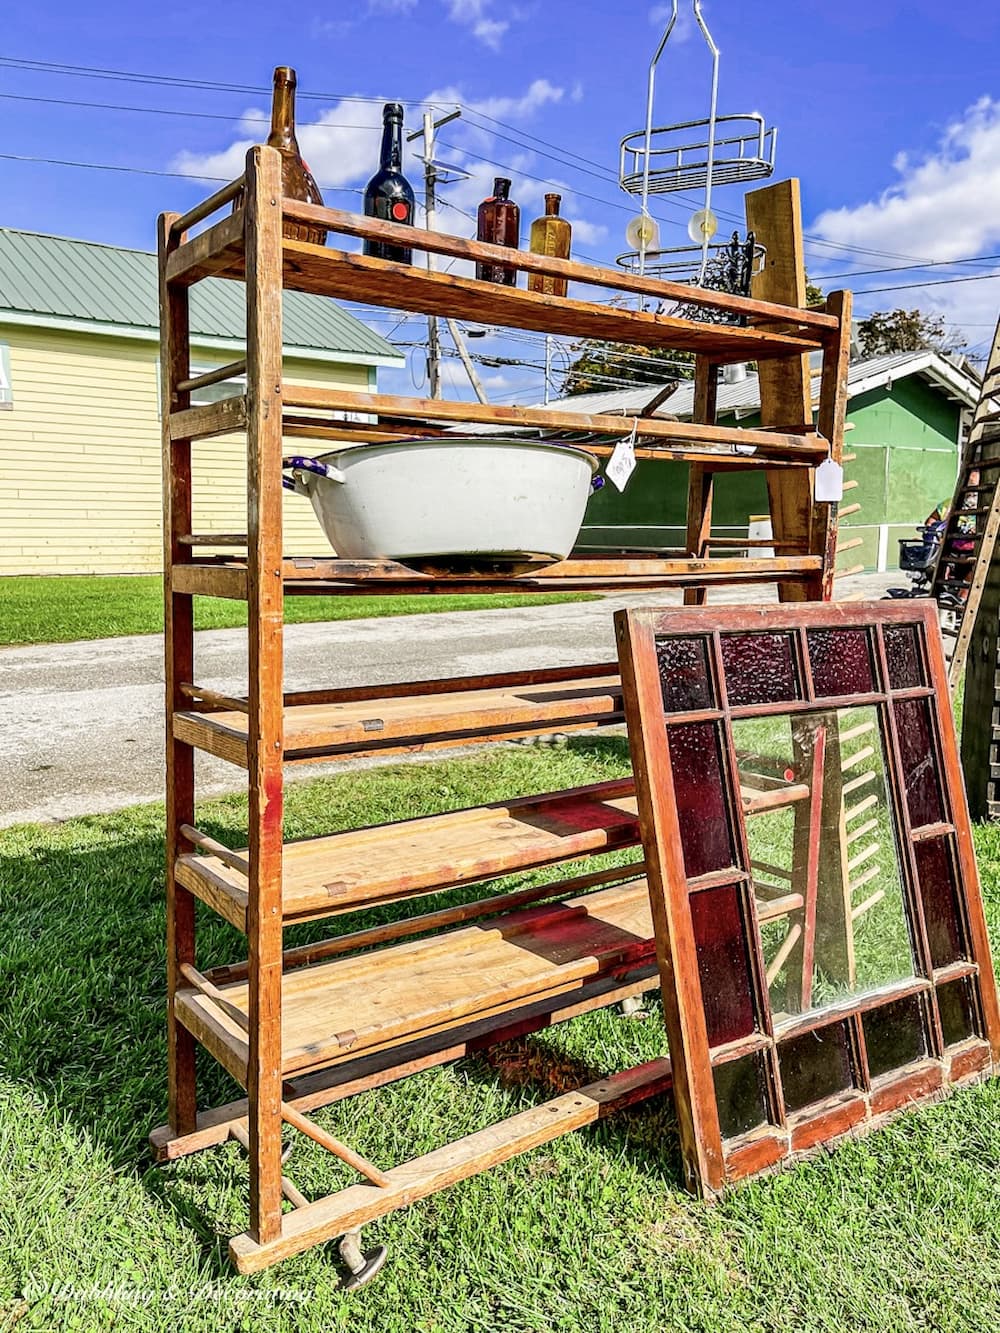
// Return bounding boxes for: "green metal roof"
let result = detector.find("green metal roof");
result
[0,227,401,364]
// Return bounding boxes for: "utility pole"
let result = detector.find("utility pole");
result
[544,335,552,405]
[407,109,489,404]
[407,108,460,399]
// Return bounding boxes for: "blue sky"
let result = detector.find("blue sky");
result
[3,0,1000,397]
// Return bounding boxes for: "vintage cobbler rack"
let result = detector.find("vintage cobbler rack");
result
[616,598,1000,1194]
[152,142,862,1276]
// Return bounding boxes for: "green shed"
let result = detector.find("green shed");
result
[566,350,979,570]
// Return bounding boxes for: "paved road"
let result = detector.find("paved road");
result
[0,572,897,827]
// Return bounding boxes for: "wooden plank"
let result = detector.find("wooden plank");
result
[152,971,660,1162]
[279,245,822,362]
[746,180,815,603]
[176,877,659,1080]
[169,394,247,441]
[281,386,828,459]
[158,210,198,1138]
[228,1058,674,1273]
[683,357,717,607]
[171,564,248,599]
[615,607,727,1197]
[244,144,286,1246]
[176,777,642,930]
[175,672,624,767]
[281,200,839,332]
[166,211,246,286]
[815,290,854,600]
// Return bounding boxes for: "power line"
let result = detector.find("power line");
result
[3,52,941,269]
[0,89,377,131]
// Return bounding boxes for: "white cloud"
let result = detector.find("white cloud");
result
[811,97,1000,348]
[813,97,1000,261]
[445,0,510,48]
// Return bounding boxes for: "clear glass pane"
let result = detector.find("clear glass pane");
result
[691,884,757,1047]
[720,632,801,707]
[884,624,925,690]
[862,992,928,1080]
[655,635,714,713]
[807,628,877,697]
[734,706,917,1022]
[666,722,736,880]
[713,1053,770,1140]
[778,1021,855,1113]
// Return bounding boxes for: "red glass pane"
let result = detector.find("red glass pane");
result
[884,624,925,690]
[720,632,801,706]
[778,1021,855,1112]
[806,628,876,697]
[937,976,980,1047]
[862,993,928,1080]
[666,722,736,878]
[893,698,945,828]
[690,884,756,1047]
[655,635,714,713]
[913,836,965,968]
[713,1053,769,1139]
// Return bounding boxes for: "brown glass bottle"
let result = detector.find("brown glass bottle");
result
[476,178,520,285]
[267,66,326,245]
[527,194,571,296]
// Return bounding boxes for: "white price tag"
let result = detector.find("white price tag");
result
[815,457,844,502]
[605,420,638,493]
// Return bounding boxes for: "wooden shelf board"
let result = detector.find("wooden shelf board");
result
[280,387,829,462]
[282,200,841,334]
[277,246,824,363]
[175,778,641,931]
[174,669,625,768]
[176,876,657,1083]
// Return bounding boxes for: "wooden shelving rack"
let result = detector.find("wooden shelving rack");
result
[151,146,852,1274]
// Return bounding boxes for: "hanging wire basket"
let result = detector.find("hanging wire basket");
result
[616,232,765,325]
[619,114,777,196]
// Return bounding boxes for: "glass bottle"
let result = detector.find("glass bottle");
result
[476,178,520,286]
[527,194,572,297]
[363,103,416,265]
[267,66,326,246]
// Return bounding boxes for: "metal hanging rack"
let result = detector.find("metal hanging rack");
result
[617,0,776,288]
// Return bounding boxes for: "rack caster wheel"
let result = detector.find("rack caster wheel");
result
[280,1137,294,1166]
[618,994,647,1018]
[338,1229,388,1292]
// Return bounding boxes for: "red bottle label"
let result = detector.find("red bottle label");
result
[391,201,410,222]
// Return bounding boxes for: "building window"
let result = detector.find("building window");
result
[0,343,12,409]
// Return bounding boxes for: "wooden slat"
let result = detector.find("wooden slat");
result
[169,394,247,441]
[171,563,248,599]
[177,877,659,1081]
[278,245,822,362]
[174,671,625,766]
[282,200,840,332]
[170,177,245,237]
[175,778,642,930]
[166,211,247,286]
[228,1057,674,1273]
[281,386,829,460]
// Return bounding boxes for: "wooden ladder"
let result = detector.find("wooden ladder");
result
[929,316,1000,692]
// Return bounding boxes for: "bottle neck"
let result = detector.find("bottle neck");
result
[268,75,298,151]
[544,194,561,217]
[380,116,404,172]
[493,178,510,201]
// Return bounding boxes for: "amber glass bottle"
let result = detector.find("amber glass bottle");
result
[476,178,520,285]
[267,66,326,245]
[527,194,571,296]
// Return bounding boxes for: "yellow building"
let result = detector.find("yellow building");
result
[0,228,403,574]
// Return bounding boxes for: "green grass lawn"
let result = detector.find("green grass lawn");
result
[4,738,1000,1331]
[0,575,596,647]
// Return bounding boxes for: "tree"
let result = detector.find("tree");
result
[856,308,967,358]
[560,341,692,396]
